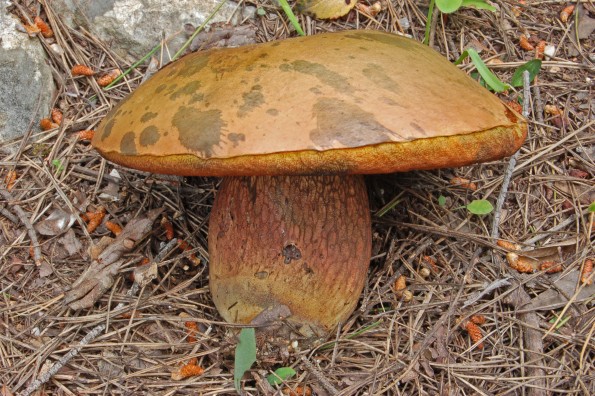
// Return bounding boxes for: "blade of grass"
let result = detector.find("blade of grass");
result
[455,48,509,92]
[278,0,305,36]
[423,0,436,45]
[173,0,229,60]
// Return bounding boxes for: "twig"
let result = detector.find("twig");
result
[18,320,108,396]
[0,185,42,265]
[533,84,545,124]
[504,281,547,396]
[17,238,177,396]
[523,208,591,246]
[462,277,512,308]
[300,355,339,394]
[490,71,531,240]
[0,205,19,223]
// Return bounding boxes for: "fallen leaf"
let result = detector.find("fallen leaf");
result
[296,0,357,19]
[38,260,53,278]
[64,208,163,309]
[35,208,76,236]
[526,271,595,310]
[576,6,595,39]
[58,229,83,256]
[190,24,258,52]
[553,181,595,205]
[133,260,158,287]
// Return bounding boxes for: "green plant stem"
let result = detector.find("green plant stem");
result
[173,0,229,61]
[278,0,305,36]
[102,43,162,90]
[423,0,436,45]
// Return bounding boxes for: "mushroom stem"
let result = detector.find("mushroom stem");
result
[208,174,372,337]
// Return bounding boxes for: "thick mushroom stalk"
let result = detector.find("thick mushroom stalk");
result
[209,175,371,336]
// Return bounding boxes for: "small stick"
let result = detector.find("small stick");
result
[0,185,42,265]
[462,277,512,308]
[491,71,531,240]
[300,355,339,394]
[504,281,547,396]
[0,206,19,223]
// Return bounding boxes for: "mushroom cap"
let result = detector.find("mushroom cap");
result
[92,30,527,176]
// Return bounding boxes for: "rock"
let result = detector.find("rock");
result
[50,0,255,59]
[0,1,56,148]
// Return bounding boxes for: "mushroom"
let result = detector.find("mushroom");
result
[92,30,526,338]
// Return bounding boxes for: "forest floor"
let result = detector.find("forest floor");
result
[1,0,594,395]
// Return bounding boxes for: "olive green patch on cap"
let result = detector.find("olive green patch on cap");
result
[281,60,355,94]
[140,112,158,123]
[173,107,225,157]
[228,133,246,147]
[100,118,116,141]
[140,125,161,147]
[189,93,205,104]
[310,98,397,147]
[154,84,168,94]
[363,64,401,94]
[175,54,210,78]
[120,131,137,155]
[238,85,265,117]
[170,80,202,100]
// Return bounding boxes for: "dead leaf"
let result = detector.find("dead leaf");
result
[526,271,595,310]
[59,229,83,256]
[38,260,53,278]
[64,208,163,309]
[65,260,123,310]
[400,361,420,382]
[249,304,291,327]
[35,208,76,236]
[96,208,163,266]
[190,24,257,52]
[296,0,357,19]
[133,261,158,287]
[97,351,125,378]
[521,240,576,259]
[576,6,595,39]
[553,181,595,206]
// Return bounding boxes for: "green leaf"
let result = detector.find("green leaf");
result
[511,59,542,87]
[436,0,463,13]
[256,7,266,16]
[589,201,595,213]
[267,367,297,386]
[234,328,257,392]
[455,48,509,92]
[460,0,496,11]
[466,199,494,215]
[51,159,64,174]
[438,195,447,207]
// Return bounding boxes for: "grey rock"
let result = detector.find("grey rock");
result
[0,2,56,147]
[51,0,253,59]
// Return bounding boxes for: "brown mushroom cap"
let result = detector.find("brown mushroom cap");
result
[92,30,526,176]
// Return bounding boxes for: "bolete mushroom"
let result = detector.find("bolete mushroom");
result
[92,30,526,337]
